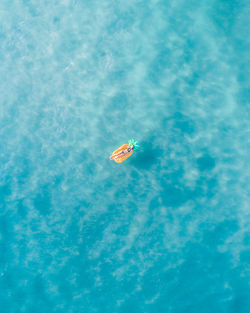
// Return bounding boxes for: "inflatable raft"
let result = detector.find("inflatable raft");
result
[110,139,139,163]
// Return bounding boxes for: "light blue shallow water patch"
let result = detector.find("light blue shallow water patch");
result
[0,0,249,312]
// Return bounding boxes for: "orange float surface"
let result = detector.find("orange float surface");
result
[110,144,133,163]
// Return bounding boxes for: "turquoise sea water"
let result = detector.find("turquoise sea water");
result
[0,0,250,312]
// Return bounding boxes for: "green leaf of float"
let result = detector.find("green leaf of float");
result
[128,138,140,150]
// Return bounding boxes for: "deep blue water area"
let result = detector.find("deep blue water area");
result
[0,0,249,312]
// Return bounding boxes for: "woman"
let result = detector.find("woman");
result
[109,144,134,161]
